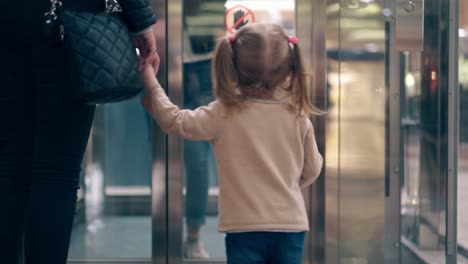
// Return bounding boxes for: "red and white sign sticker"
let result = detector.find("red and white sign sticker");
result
[224,5,255,34]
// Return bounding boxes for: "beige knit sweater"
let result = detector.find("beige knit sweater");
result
[141,73,323,232]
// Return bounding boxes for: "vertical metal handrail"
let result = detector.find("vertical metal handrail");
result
[384,0,403,262]
[151,1,169,264]
[166,0,184,263]
[296,0,327,263]
[446,0,459,262]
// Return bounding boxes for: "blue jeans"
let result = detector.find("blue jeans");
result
[225,232,306,264]
[183,59,215,228]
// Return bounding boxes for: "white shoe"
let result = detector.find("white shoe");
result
[183,239,210,259]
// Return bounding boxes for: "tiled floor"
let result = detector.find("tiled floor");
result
[67,146,468,262]
[68,216,225,260]
[403,237,468,264]
[67,175,468,262]
[68,211,467,263]
[68,216,152,259]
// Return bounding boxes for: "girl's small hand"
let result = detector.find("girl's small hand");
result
[141,65,160,90]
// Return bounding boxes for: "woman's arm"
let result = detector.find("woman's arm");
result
[141,67,223,141]
[117,0,159,71]
[118,0,156,32]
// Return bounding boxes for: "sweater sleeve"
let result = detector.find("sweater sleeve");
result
[141,77,223,141]
[300,120,323,188]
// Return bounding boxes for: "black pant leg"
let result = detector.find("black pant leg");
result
[1,3,95,263]
[22,40,95,264]
[0,43,34,264]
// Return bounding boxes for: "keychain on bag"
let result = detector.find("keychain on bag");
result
[42,0,64,44]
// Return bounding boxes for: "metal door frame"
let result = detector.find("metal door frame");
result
[164,0,184,263]
[383,0,459,263]
[384,0,402,263]
[296,0,328,263]
[151,1,170,264]
[446,0,459,262]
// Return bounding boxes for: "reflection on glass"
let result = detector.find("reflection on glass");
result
[400,38,448,264]
[182,1,224,259]
[329,2,387,263]
[68,99,152,260]
[401,52,422,246]
[458,16,468,258]
[225,0,295,35]
[181,0,295,260]
[325,0,459,262]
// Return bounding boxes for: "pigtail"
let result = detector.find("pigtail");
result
[289,42,325,116]
[212,36,241,109]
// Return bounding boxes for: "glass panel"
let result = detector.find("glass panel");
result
[324,1,340,263]
[181,0,295,261]
[181,2,224,259]
[458,1,468,258]
[400,51,422,247]
[331,0,453,263]
[400,1,451,263]
[338,1,387,262]
[67,99,153,260]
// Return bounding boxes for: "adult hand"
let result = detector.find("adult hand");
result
[133,30,160,73]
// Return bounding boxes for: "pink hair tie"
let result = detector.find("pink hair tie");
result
[288,36,298,44]
[228,34,236,45]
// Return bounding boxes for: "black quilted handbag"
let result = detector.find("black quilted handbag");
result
[44,0,143,104]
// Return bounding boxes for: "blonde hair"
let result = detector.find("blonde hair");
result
[212,23,323,116]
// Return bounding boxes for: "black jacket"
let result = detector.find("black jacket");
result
[1,0,156,41]
[64,0,157,32]
[117,0,157,32]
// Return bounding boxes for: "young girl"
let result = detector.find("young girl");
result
[141,23,323,264]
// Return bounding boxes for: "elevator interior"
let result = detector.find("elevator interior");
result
[66,0,466,263]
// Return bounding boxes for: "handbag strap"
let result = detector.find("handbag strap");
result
[43,0,122,40]
[45,0,122,18]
